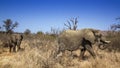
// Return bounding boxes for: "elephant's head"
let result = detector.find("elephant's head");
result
[92,30,111,50]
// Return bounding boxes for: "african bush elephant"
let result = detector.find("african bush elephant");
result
[10,34,23,52]
[0,33,23,52]
[54,28,110,59]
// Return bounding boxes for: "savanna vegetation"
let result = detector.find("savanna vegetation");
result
[0,18,120,68]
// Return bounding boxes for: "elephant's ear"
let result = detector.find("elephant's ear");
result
[83,29,96,44]
[91,29,102,38]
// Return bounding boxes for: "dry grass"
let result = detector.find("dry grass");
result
[0,34,120,68]
[106,31,120,52]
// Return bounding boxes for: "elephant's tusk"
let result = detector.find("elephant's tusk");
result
[105,41,111,44]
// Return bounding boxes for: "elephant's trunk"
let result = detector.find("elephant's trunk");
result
[98,41,111,50]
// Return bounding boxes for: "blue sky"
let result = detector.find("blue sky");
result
[0,0,120,33]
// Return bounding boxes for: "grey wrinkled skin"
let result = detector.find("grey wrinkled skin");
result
[0,34,23,52]
[55,28,110,59]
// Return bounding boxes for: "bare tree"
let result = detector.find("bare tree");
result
[0,26,1,29]
[64,17,78,30]
[111,17,120,31]
[49,27,61,37]
[3,19,18,33]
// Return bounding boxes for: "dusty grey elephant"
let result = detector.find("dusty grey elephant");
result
[54,28,110,59]
[9,34,23,52]
[0,33,23,52]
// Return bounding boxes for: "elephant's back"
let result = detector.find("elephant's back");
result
[59,30,83,42]
[11,34,23,40]
[58,30,83,50]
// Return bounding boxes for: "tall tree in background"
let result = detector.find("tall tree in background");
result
[3,19,18,33]
[111,17,120,31]
[64,17,78,30]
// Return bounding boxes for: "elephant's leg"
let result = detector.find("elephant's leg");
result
[61,50,66,57]
[80,48,86,60]
[13,44,16,52]
[85,44,96,59]
[9,46,12,52]
[17,39,22,51]
[70,51,75,58]
[9,48,12,52]
[54,49,61,58]
[17,41,21,51]
[55,43,65,58]
[13,46,16,52]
